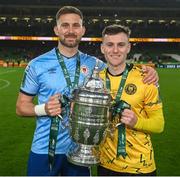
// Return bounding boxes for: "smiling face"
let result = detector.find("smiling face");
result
[54,13,85,48]
[101,32,131,68]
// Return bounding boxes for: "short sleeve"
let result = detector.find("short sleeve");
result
[20,63,39,96]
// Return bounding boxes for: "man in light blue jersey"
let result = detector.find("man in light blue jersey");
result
[16,6,158,176]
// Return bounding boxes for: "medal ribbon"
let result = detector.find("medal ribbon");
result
[105,64,129,158]
[48,48,81,170]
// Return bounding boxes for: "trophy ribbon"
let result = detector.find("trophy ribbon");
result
[117,123,126,158]
[48,48,80,171]
[106,64,131,158]
[112,100,131,158]
[48,116,60,171]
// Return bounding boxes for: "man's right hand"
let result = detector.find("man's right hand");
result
[45,93,62,116]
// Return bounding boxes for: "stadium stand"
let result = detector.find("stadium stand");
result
[0,0,179,66]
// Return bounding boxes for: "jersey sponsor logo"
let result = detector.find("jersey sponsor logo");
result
[125,83,137,95]
[48,68,57,74]
[145,100,161,106]
[81,65,89,75]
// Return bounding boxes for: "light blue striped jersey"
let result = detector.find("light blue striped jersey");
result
[20,48,106,154]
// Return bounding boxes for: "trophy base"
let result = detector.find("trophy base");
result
[67,143,100,167]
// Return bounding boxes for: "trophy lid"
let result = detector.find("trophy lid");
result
[72,65,112,104]
[84,65,105,92]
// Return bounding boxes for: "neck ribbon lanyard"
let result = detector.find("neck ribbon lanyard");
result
[48,48,81,171]
[105,64,129,158]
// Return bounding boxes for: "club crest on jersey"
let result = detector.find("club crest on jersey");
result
[81,65,89,75]
[125,83,137,95]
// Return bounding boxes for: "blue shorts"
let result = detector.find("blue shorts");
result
[27,151,90,176]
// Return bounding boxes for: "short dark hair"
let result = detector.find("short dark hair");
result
[102,24,131,38]
[56,6,83,22]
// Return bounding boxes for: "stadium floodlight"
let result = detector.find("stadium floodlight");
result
[24,17,30,22]
[0,17,6,21]
[35,17,41,22]
[148,19,154,24]
[92,19,99,23]
[115,19,121,22]
[126,19,132,23]
[159,20,165,23]
[47,17,53,23]
[103,19,109,23]
[137,19,144,23]
[12,17,18,22]
[170,20,176,24]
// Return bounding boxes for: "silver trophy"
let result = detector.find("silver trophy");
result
[67,65,112,167]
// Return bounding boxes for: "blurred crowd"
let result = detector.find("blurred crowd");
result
[0,41,179,67]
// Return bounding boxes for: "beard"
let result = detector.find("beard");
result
[59,34,81,48]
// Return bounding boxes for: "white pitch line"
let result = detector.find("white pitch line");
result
[0,79,10,90]
[0,70,16,89]
[0,70,16,75]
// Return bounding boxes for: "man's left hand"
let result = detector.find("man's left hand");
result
[142,65,159,85]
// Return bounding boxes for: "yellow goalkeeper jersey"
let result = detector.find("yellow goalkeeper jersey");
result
[99,64,164,174]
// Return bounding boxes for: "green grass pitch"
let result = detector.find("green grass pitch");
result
[0,67,180,175]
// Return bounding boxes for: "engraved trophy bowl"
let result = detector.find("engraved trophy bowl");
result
[67,66,112,167]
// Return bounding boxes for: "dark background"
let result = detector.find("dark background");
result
[0,0,179,63]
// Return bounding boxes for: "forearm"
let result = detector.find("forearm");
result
[134,109,164,133]
[16,92,37,117]
[16,101,36,117]
[16,92,61,117]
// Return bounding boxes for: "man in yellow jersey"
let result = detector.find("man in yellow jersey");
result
[98,24,165,176]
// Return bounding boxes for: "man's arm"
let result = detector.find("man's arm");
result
[134,109,164,133]
[16,92,36,116]
[142,65,159,85]
[16,92,62,117]
[121,108,164,133]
